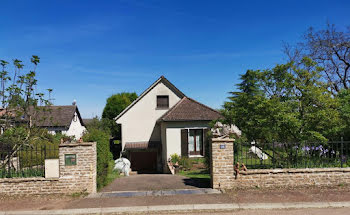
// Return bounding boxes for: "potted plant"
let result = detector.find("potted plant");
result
[170,154,180,174]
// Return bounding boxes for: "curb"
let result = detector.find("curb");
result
[2,201,350,214]
[88,188,222,198]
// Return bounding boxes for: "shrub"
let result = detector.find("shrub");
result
[170,153,180,164]
[179,157,193,170]
[82,128,113,189]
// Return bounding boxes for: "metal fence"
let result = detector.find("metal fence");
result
[0,144,59,178]
[234,139,350,169]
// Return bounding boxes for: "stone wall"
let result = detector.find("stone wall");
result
[232,168,350,189]
[210,138,350,189]
[210,138,235,189]
[0,142,96,195]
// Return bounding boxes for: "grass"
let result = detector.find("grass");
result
[179,169,210,179]
[103,160,121,188]
[0,168,44,178]
[235,144,350,169]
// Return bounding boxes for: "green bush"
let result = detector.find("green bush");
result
[179,156,193,170]
[170,153,180,164]
[82,128,113,189]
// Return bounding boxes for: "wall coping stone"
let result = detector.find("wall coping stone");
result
[59,142,96,147]
[212,138,235,142]
[0,177,59,183]
[240,167,350,175]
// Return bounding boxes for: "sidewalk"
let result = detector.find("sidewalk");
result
[1,186,350,213]
[1,201,350,215]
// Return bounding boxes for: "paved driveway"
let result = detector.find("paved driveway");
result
[100,174,210,192]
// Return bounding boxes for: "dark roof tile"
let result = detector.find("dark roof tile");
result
[158,97,223,122]
[30,105,84,128]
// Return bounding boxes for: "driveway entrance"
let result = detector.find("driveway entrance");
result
[100,174,210,192]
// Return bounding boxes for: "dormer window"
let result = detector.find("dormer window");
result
[157,95,169,109]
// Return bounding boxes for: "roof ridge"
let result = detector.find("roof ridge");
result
[115,76,186,121]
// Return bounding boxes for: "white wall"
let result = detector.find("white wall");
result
[162,121,210,162]
[64,112,86,140]
[117,82,182,149]
[165,128,181,159]
[47,127,66,135]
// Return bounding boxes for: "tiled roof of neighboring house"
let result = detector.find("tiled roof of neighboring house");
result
[82,118,94,125]
[158,97,223,122]
[115,76,186,121]
[30,105,85,128]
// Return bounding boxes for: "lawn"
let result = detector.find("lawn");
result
[179,169,210,179]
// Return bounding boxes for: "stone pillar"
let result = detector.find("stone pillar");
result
[210,138,235,189]
[59,142,97,194]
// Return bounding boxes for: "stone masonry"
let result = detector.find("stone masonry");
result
[210,138,235,189]
[210,138,350,189]
[0,142,96,195]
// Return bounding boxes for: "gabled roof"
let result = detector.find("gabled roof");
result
[30,105,85,128]
[115,76,186,121]
[158,97,223,122]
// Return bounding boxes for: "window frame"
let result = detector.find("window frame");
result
[156,95,169,109]
[188,129,204,156]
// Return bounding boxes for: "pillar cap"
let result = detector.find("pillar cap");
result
[212,138,235,142]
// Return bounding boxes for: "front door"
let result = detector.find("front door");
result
[188,129,203,155]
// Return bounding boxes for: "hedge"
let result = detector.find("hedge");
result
[82,128,114,189]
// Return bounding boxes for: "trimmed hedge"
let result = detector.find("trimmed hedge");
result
[82,128,113,189]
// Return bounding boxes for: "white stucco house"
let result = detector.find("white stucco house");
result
[31,105,86,140]
[115,76,222,173]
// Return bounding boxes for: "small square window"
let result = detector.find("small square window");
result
[65,154,77,166]
[157,95,169,109]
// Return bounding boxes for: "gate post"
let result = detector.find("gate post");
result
[210,137,235,189]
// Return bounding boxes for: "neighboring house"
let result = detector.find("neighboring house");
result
[82,118,94,126]
[115,76,222,173]
[31,105,86,140]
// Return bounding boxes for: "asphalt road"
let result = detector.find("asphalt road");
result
[152,208,350,215]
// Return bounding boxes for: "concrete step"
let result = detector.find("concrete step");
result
[129,171,138,175]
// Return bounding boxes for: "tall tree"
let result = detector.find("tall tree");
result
[224,57,342,143]
[102,92,137,138]
[0,56,53,168]
[285,23,350,93]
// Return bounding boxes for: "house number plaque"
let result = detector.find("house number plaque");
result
[220,144,226,149]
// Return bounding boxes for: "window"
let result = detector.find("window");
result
[188,129,203,156]
[157,95,169,109]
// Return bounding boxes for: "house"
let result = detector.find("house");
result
[115,76,222,173]
[31,105,86,140]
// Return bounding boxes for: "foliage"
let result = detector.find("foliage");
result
[179,169,210,179]
[0,56,53,170]
[85,116,111,134]
[82,128,114,189]
[234,140,349,169]
[224,57,342,142]
[102,92,137,138]
[284,23,350,93]
[105,160,120,186]
[179,156,193,170]
[170,153,180,164]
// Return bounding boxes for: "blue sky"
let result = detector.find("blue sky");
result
[1,0,349,118]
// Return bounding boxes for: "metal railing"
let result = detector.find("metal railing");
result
[234,139,350,169]
[0,144,59,178]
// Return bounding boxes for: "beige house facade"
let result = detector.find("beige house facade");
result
[115,76,222,173]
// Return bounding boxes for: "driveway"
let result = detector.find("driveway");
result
[100,174,210,192]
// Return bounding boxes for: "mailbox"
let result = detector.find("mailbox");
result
[65,154,77,166]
